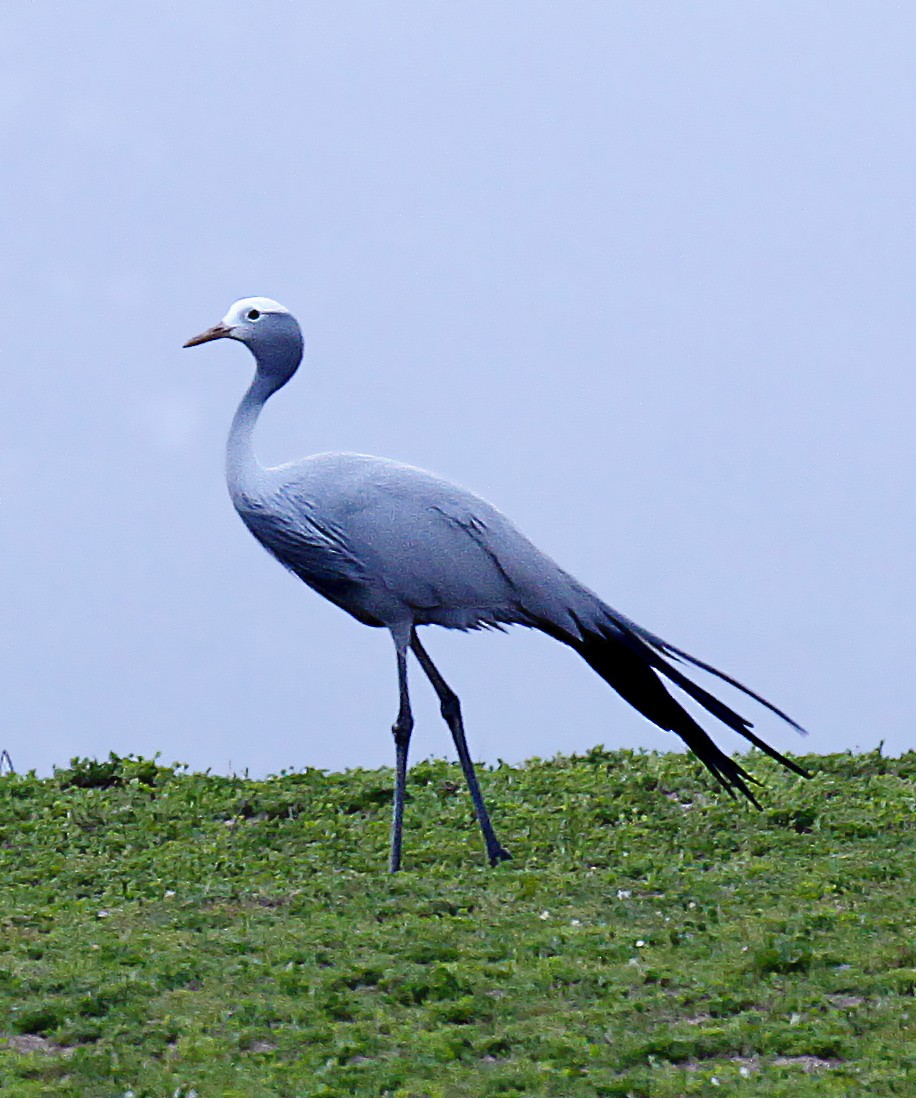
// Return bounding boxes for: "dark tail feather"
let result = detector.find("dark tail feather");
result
[611,613,808,736]
[629,638,810,779]
[562,625,810,801]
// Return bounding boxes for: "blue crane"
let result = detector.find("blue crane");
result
[185,297,809,871]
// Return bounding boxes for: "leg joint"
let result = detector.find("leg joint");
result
[392,712,414,746]
[439,689,461,723]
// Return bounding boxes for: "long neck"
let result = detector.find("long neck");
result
[226,335,304,503]
[226,374,272,498]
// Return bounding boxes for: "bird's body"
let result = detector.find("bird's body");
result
[234,449,607,635]
[186,296,810,871]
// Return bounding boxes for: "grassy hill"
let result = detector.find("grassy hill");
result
[0,749,913,1097]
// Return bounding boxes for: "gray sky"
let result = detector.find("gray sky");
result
[1,2,913,776]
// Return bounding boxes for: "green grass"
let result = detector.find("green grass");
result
[0,748,914,1096]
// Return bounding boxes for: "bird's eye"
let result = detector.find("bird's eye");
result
[247,309,261,321]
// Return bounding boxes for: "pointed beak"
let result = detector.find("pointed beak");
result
[183,322,232,348]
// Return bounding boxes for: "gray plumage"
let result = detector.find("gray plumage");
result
[185,296,809,871]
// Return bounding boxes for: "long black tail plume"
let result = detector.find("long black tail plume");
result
[535,615,810,804]
[611,612,808,736]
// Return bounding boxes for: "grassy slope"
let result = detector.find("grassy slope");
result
[0,750,914,1097]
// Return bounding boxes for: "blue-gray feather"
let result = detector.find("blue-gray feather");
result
[234,452,595,633]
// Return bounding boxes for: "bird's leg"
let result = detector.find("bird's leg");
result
[410,630,511,866]
[389,639,414,874]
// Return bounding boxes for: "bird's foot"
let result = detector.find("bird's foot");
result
[488,845,512,866]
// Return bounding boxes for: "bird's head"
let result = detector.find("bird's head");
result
[184,297,304,385]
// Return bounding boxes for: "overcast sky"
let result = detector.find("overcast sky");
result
[1,2,914,777]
